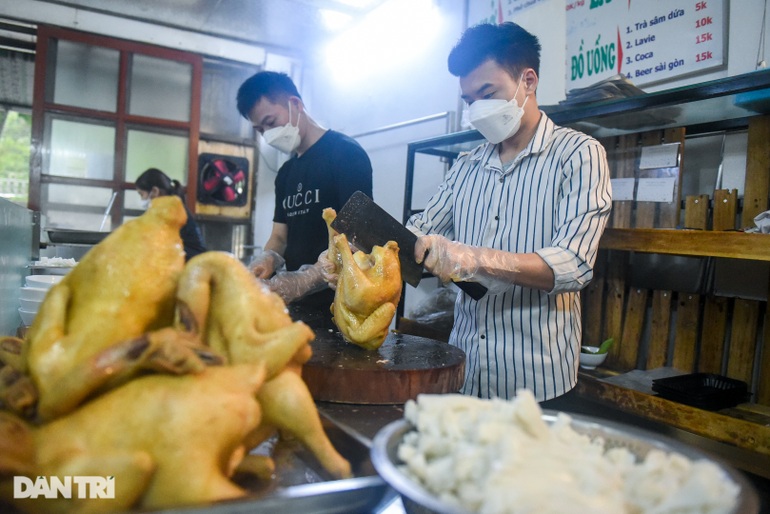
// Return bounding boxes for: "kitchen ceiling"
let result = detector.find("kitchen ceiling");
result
[10,0,388,57]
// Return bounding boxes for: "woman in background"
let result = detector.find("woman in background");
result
[135,167,207,261]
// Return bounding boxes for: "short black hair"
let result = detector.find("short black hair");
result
[236,71,302,119]
[447,22,541,79]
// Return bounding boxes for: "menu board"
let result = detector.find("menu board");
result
[566,0,726,90]
[475,0,549,24]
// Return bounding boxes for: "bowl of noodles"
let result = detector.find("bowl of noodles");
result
[370,392,759,514]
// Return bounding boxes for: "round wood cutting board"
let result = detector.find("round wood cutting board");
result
[301,330,466,405]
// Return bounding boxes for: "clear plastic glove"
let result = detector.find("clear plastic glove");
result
[414,234,522,295]
[267,262,328,304]
[318,239,359,291]
[317,250,339,290]
[248,249,285,279]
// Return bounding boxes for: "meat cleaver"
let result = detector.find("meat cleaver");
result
[331,191,487,301]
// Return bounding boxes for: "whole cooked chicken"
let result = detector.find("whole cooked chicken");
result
[25,196,216,421]
[0,337,35,416]
[323,209,402,350]
[174,251,352,479]
[0,363,276,514]
[0,199,355,514]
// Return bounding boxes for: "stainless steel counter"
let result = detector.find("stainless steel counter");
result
[0,197,33,337]
[317,402,407,513]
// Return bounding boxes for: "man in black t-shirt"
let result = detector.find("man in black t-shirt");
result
[236,71,373,314]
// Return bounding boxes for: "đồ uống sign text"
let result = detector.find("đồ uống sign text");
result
[566,0,725,90]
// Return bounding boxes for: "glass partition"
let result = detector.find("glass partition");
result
[200,59,257,139]
[46,118,115,180]
[125,128,189,183]
[52,40,119,112]
[43,183,116,231]
[129,54,192,122]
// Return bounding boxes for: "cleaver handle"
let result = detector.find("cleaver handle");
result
[455,280,487,300]
[421,245,488,300]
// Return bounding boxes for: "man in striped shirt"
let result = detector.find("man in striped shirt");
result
[408,22,612,405]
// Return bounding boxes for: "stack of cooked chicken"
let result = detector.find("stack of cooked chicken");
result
[0,197,352,514]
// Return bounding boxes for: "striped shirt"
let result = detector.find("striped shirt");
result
[407,112,612,401]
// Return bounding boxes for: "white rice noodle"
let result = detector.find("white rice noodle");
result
[398,390,739,514]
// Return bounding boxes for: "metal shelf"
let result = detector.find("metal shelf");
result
[404,68,770,224]
[399,69,770,321]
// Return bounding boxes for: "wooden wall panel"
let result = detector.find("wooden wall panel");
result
[699,189,737,374]
[698,297,729,373]
[646,290,672,369]
[582,122,770,411]
[603,134,637,229]
[712,189,738,231]
[741,116,770,228]
[672,294,700,372]
[658,128,686,228]
[603,252,625,363]
[618,287,647,370]
[759,300,770,405]
[727,299,760,386]
[684,195,709,230]
[582,255,606,348]
[635,132,660,229]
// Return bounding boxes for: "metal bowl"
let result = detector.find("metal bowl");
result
[370,413,760,514]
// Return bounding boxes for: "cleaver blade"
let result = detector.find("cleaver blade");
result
[331,191,424,288]
[331,191,487,300]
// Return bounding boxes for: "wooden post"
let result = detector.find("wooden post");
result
[741,116,770,228]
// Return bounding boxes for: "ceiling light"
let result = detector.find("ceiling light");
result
[333,0,383,9]
[320,9,353,32]
[324,0,442,83]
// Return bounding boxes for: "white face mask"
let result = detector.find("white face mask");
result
[140,198,151,210]
[467,76,528,144]
[263,102,302,154]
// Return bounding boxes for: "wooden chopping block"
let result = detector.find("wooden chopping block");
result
[301,330,466,405]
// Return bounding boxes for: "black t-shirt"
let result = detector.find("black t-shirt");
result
[273,130,373,311]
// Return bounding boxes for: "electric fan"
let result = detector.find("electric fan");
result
[197,153,249,207]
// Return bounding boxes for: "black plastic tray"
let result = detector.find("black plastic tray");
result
[47,229,109,245]
[651,373,750,410]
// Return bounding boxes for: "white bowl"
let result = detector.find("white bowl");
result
[579,346,608,369]
[18,308,37,326]
[19,287,49,302]
[19,298,43,311]
[25,275,64,289]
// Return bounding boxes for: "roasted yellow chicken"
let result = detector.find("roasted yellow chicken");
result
[0,364,274,514]
[0,198,354,514]
[24,196,217,421]
[175,251,351,479]
[0,337,35,417]
[323,208,402,350]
